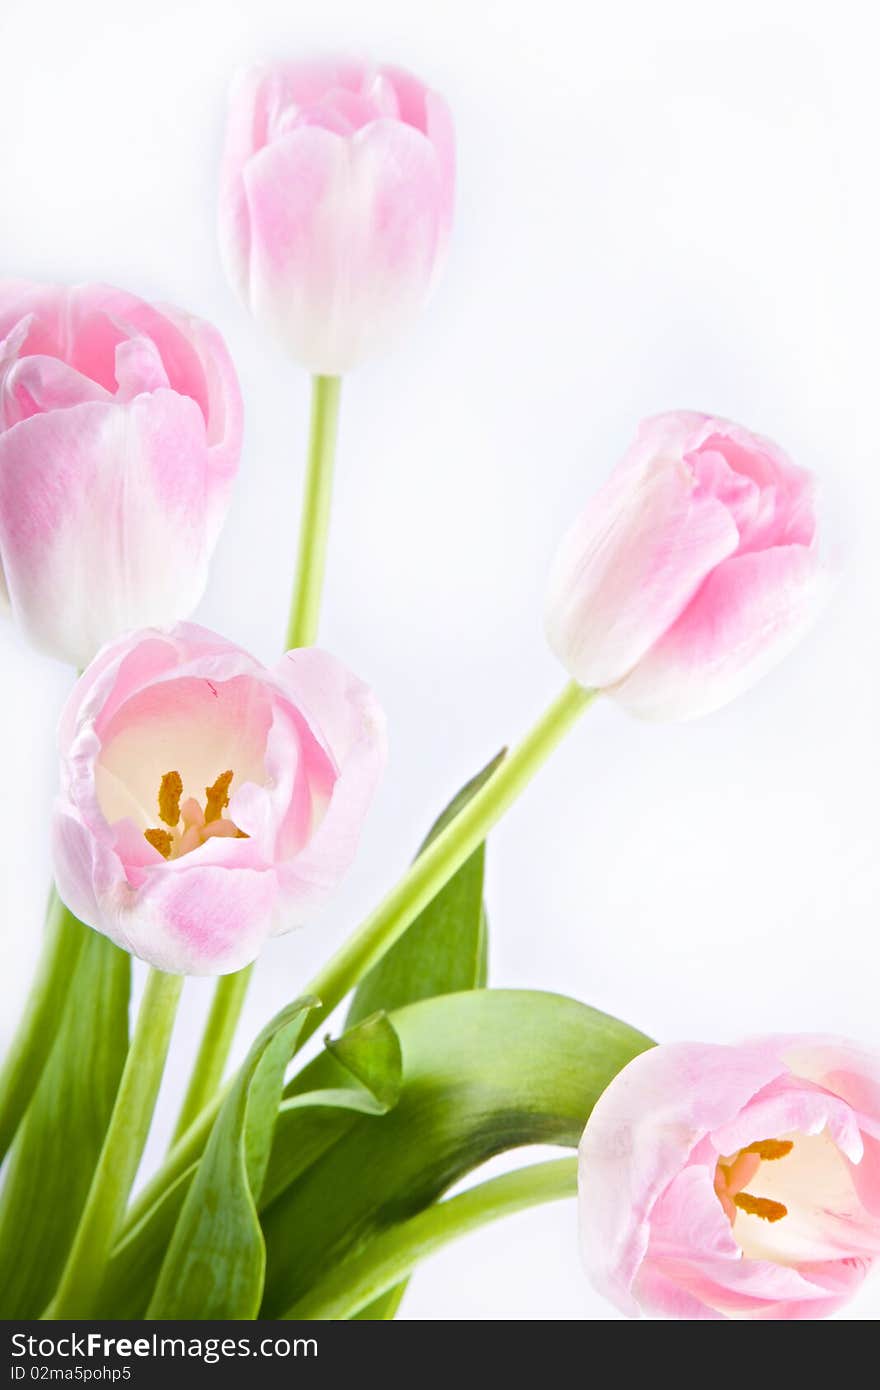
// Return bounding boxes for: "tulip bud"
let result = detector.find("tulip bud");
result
[52,623,387,974]
[579,1035,880,1319]
[219,58,455,374]
[0,282,243,669]
[546,412,827,720]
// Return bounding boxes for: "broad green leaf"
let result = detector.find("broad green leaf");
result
[346,753,501,1318]
[289,1157,577,1320]
[259,989,653,1314]
[0,928,130,1317]
[104,1006,403,1318]
[0,894,85,1163]
[146,996,316,1320]
[346,751,504,1026]
[353,1284,408,1320]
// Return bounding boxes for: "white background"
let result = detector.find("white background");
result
[1,0,878,1320]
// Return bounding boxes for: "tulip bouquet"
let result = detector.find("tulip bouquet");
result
[0,55,875,1326]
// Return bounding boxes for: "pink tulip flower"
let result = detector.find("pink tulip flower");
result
[52,623,387,974]
[0,282,243,668]
[546,412,827,720]
[579,1036,880,1319]
[219,58,455,374]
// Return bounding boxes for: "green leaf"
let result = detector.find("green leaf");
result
[353,1284,408,1320]
[345,754,501,1318]
[288,1157,578,1320]
[0,895,86,1164]
[259,988,653,1315]
[0,928,130,1317]
[346,751,504,1026]
[146,996,316,1320]
[258,1010,403,1209]
[324,1012,402,1109]
[100,1010,402,1318]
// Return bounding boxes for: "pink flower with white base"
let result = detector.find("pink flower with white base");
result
[219,57,455,374]
[52,623,387,975]
[0,282,242,668]
[579,1036,880,1319]
[546,411,827,720]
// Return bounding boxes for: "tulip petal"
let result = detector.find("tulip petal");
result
[546,458,740,688]
[578,1039,788,1314]
[612,544,828,720]
[237,120,445,374]
[272,647,388,924]
[0,394,218,667]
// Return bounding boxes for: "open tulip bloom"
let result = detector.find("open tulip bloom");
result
[0,46,866,1329]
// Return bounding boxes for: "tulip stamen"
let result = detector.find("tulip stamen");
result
[733,1192,788,1223]
[744,1139,794,1161]
[144,828,173,859]
[204,770,234,824]
[158,770,183,827]
[143,768,247,859]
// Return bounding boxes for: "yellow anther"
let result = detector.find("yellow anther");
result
[204,770,234,824]
[144,828,173,859]
[733,1192,788,1223]
[158,770,183,827]
[744,1139,794,1161]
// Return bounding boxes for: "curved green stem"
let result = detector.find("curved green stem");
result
[170,967,251,1146]
[0,892,85,1163]
[298,681,597,1047]
[117,683,597,1242]
[285,1157,578,1319]
[170,374,342,1142]
[48,969,183,1318]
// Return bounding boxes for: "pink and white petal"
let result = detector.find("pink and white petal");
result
[546,457,740,688]
[612,544,828,721]
[67,284,212,420]
[0,282,72,358]
[673,1254,870,1320]
[240,120,445,373]
[273,646,387,771]
[615,411,715,484]
[60,631,193,761]
[0,393,216,668]
[712,1077,864,1164]
[646,1165,740,1264]
[113,336,170,399]
[1,352,111,425]
[783,1037,880,1120]
[271,647,387,924]
[51,802,137,959]
[153,305,243,488]
[111,861,279,974]
[379,68,455,245]
[578,1040,788,1312]
[632,1262,727,1319]
[849,1135,880,1218]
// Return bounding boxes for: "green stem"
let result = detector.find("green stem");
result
[169,375,342,1144]
[285,1157,578,1319]
[117,682,597,1243]
[285,374,342,650]
[298,680,597,1047]
[0,891,85,1163]
[48,969,183,1318]
[170,967,251,1146]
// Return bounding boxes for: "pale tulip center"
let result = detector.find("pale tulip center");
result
[143,768,247,860]
[714,1138,793,1227]
[714,1127,875,1265]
